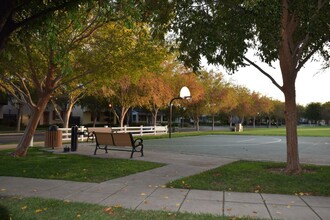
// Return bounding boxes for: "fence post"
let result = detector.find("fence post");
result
[124,125,127,133]
[165,125,168,134]
[30,136,33,147]
[140,125,143,136]
[79,126,85,142]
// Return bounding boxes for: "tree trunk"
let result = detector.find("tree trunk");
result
[120,107,129,128]
[212,114,215,131]
[13,95,51,157]
[152,108,159,127]
[279,0,301,173]
[195,116,200,131]
[283,86,302,173]
[16,105,22,132]
[63,102,74,129]
[229,116,233,128]
[253,116,256,128]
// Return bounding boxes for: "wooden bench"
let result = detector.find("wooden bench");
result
[86,127,112,142]
[93,132,144,158]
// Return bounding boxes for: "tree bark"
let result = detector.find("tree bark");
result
[152,108,159,127]
[283,86,301,173]
[279,0,302,173]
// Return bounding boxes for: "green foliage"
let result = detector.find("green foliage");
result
[168,160,330,196]
[304,102,323,123]
[0,148,163,183]
[168,0,330,71]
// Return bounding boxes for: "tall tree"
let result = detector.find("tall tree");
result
[161,0,330,173]
[0,2,141,157]
[80,22,167,128]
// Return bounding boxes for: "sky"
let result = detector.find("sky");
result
[206,57,329,106]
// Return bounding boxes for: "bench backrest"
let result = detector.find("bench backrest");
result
[88,127,112,133]
[94,132,114,145]
[112,133,133,147]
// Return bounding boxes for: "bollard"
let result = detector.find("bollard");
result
[71,126,78,151]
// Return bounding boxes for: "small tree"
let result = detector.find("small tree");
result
[139,71,173,126]
[305,102,323,125]
[322,102,330,125]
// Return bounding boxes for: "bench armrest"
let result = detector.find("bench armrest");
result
[134,138,143,146]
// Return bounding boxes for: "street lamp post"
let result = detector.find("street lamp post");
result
[108,103,113,127]
[169,86,191,138]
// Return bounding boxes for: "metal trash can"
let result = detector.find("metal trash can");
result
[44,125,62,149]
[71,125,78,151]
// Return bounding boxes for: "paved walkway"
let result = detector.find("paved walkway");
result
[1,143,330,220]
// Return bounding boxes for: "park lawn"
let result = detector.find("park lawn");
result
[0,148,163,183]
[0,196,262,220]
[141,126,330,140]
[240,126,330,137]
[167,160,330,196]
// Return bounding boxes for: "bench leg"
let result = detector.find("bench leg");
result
[141,147,144,157]
[94,144,98,155]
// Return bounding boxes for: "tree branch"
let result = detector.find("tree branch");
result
[243,56,283,91]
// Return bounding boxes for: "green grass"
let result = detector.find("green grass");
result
[167,161,330,196]
[141,126,330,139]
[0,196,262,220]
[0,148,163,183]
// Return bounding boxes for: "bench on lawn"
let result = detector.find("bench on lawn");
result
[93,132,144,158]
[86,127,112,142]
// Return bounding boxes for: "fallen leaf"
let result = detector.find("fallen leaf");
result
[104,207,112,212]
[76,214,81,218]
[163,196,169,199]
[175,203,180,207]
[63,200,70,203]
[35,209,43,213]
[1,188,6,192]
[144,200,148,204]
[287,205,291,208]
[21,206,27,210]
[276,211,282,214]
[103,207,114,215]
[227,208,232,212]
[114,204,122,208]
[140,193,146,196]
[253,211,258,214]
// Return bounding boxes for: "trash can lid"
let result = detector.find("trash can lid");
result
[49,125,58,131]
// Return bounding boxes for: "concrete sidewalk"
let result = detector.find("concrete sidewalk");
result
[1,143,330,220]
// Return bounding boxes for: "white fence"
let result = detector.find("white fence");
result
[58,125,168,142]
